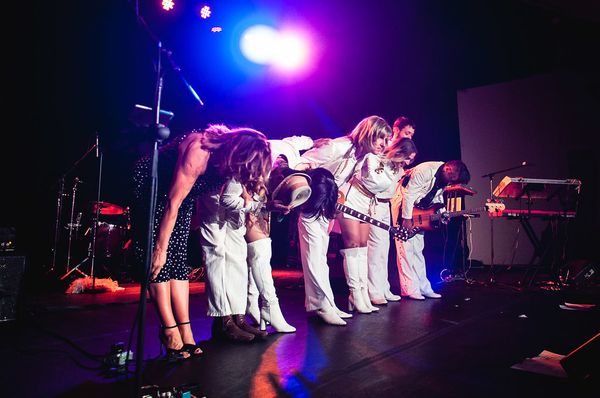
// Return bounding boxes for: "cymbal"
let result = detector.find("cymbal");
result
[91,201,125,215]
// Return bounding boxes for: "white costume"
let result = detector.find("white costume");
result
[391,161,444,299]
[338,153,404,310]
[245,136,314,333]
[295,137,361,325]
[197,179,260,316]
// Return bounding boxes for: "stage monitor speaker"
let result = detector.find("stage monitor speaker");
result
[0,255,26,322]
[560,332,600,380]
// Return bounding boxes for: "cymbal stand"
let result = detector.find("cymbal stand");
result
[64,178,85,276]
[49,176,66,273]
[59,135,103,288]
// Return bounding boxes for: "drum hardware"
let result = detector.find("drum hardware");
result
[64,179,84,275]
[58,133,107,291]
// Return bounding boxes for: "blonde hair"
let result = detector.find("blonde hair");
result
[200,124,272,194]
[383,137,418,172]
[348,115,392,158]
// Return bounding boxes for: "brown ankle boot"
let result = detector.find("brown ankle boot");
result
[233,314,268,339]
[212,315,255,342]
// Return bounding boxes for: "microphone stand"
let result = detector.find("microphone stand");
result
[481,162,531,284]
[131,6,203,395]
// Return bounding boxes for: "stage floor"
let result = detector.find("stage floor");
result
[1,267,598,397]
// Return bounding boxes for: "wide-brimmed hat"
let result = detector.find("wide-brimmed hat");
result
[270,170,312,210]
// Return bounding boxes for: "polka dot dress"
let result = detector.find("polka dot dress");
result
[131,135,223,283]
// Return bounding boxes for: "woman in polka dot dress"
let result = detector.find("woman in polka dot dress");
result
[132,124,272,360]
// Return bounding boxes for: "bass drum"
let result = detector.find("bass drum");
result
[94,221,127,259]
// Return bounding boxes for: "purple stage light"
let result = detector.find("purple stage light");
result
[240,25,311,73]
[272,30,310,72]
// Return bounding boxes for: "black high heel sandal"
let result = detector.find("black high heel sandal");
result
[177,321,203,356]
[159,325,189,362]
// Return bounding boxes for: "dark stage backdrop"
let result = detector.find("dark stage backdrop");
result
[458,72,600,266]
[6,1,598,287]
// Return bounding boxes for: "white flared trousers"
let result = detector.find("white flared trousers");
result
[200,221,248,317]
[297,215,338,312]
[395,233,434,297]
[367,201,393,300]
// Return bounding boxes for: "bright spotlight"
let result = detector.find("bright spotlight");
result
[272,32,309,71]
[200,5,211,19]
[240,25,279,65]
[162,0,175,11]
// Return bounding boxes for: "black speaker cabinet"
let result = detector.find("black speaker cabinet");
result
[0,256,26,322]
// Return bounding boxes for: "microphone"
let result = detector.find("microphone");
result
[74,177,84,184]
[522,161,534,167]
[95,134,99,158]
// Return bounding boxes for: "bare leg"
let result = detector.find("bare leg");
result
[171,279,202,355]
[149,282,185,352]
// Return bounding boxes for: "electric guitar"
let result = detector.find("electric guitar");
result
[336,191,404,240]
[397,201,505,241]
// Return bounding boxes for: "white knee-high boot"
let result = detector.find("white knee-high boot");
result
[357,247,379,311]
[247,238,296,333]
[340,247,372,314]
[246,270,260,324]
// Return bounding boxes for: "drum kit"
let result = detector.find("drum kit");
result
[50,134,133,285]
[58,194,132,282]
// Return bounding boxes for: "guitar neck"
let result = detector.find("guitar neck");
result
[430,206,488,221]
[336,203,391,231]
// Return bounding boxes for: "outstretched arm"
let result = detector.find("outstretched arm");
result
[151,139,209,280]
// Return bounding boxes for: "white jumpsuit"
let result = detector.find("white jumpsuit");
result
[390,161,444,297]
[197,179,261,316]
[295,137,360,313]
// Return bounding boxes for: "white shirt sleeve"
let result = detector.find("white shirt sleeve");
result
[295,139,337,169]
[359,154,397,194]
[401,166,431,219]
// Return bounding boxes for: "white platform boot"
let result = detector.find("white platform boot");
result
[340,248,372,314]
[248,238,296,333]
[358,247,379,311]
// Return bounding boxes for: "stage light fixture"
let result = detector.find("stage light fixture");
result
[200,5,211,19]
[161,0,175,11]
[211,26,222,33]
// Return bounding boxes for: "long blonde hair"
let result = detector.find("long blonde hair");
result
[348,115,392,158]
[383,137,418,172]
[201,124,272,194]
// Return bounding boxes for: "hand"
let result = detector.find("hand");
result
[267,199,291,215]
[151,248,167,280]
[242,186,252,208]
[401,218,414,230]
[440,212,450,225]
